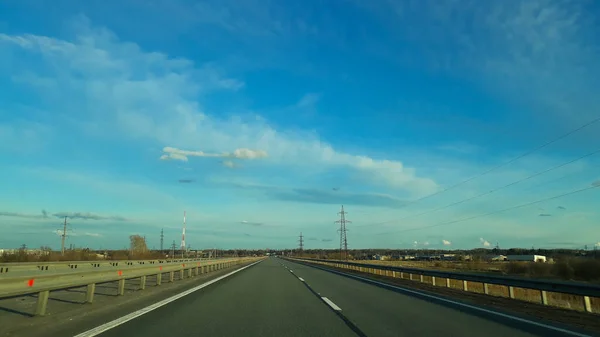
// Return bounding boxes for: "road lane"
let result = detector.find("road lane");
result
[283,259,590,337]
[92,257,356,337]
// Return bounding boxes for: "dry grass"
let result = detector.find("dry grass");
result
[362,258,600,283]
[0,250,168,263]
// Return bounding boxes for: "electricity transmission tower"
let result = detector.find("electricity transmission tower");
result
[58,216,71,256]
[160,228,164,251]
[335,205,351,261]
[298,232,304,256]
[170,240,176,261]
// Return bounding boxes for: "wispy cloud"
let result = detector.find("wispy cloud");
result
[0,210,48,219]
[360,1,600,129]
[1,210,127,221]
[442,239,451,246]
[160,146,268,162]
[321,238,333,242]
[178,179,195,183]
[240,220,264,227]
[218,182,408,208]
[52,212,128,221]
[53,230,103,237]
[539,213,552,217]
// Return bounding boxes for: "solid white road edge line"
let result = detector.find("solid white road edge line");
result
[310,263,592,337]
[321,297,342,311]
[72,259,264,337]
[298,277,305,282]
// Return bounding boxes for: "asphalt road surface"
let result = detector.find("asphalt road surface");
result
[89,257,592,337]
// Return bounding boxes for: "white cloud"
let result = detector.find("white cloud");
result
[0,23,439,198]
[442,239,451,246]
[479,237,491,247]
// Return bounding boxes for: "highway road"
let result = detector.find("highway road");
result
[80,257,592,337]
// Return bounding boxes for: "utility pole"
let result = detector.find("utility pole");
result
[59,216,69,256]
[181,211,186,259]
[335,205,351,261]
[160,228,164,252]
[298,232,304,257]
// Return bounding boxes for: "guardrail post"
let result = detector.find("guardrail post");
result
[508,286,515,299]
[35,290,50,316]
[195,266,199,275]
[86,283,96,303]
[483,283,489,295]
[420,274,424,283]
[392,271,396,278]
[118,279,125,296]
[140,275,147,290]
[169,271,175,282]
[156,273,162,285]
[432,276,436,286]
[540,290,547,305]
[584,296,592,313]
[462,280,468,291]
[409,273,413,281]
[446,278,450,287]
[179,269,184,279]
[187,268,192,278]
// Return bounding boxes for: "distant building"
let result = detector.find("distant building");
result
[440,254,457,261]
[507,255,547,263]
[491,255,507,261]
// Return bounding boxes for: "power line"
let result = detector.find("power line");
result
[375,183,599,236]
[335,205,351,261]
[367,116,600,218]
[358,147,600,228]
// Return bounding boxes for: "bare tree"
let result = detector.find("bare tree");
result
[129,235,148,256]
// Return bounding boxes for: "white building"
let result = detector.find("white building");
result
[507,255,547,263]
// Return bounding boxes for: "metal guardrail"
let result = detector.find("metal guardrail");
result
[0,257,226,275]
[0,257,263,316]
[287,257,599,313]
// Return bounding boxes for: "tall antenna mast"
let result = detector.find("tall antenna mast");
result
[335,205,351,261]
[181,211,186,258]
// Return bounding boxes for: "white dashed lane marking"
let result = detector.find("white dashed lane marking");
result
[321,297,342,311]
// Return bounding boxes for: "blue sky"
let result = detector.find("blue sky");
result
[1,0,599,251]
